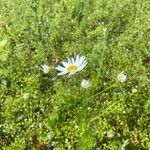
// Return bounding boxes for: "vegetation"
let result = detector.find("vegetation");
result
[0,0,149,149]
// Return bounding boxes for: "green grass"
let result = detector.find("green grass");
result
[0,0,150,149]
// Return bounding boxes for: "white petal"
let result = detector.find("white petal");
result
[62,61,69,67]
[79,60,87,67]
[71,57,75,64]
[76,56,85,66]
[57,71,67,76]
[78,62,87,71]
[67,58,72,65]
[55,65,65,71]
[75,55,80,64]
[68,71,76,76]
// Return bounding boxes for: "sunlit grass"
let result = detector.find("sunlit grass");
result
[0,0,149,149]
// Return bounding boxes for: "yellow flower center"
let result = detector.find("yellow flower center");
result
[66,65,78,72]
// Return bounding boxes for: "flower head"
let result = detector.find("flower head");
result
[81,79,91,89]
[55,55,87,76]
[117,72,127,82]
[41,64,50,74]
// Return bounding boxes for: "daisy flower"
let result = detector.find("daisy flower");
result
[55,55,87,76]
[117,72,127,82]
[41,64,50,74]
[81,79,91,89]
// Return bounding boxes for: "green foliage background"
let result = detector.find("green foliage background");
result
[0,0,149,149]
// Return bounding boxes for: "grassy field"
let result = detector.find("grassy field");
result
[0,0,150,149]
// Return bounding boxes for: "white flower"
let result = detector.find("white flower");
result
[41,64,50,74]
[55,55,87,76]
[81,79,91,89]
[117,72,127,82]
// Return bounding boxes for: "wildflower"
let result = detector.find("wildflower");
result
[81,79,91,89]
[55,55,87,76]
[41,64,50,74]
[117,72,127,82]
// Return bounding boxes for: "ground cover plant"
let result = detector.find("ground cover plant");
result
[0,0,150,149]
